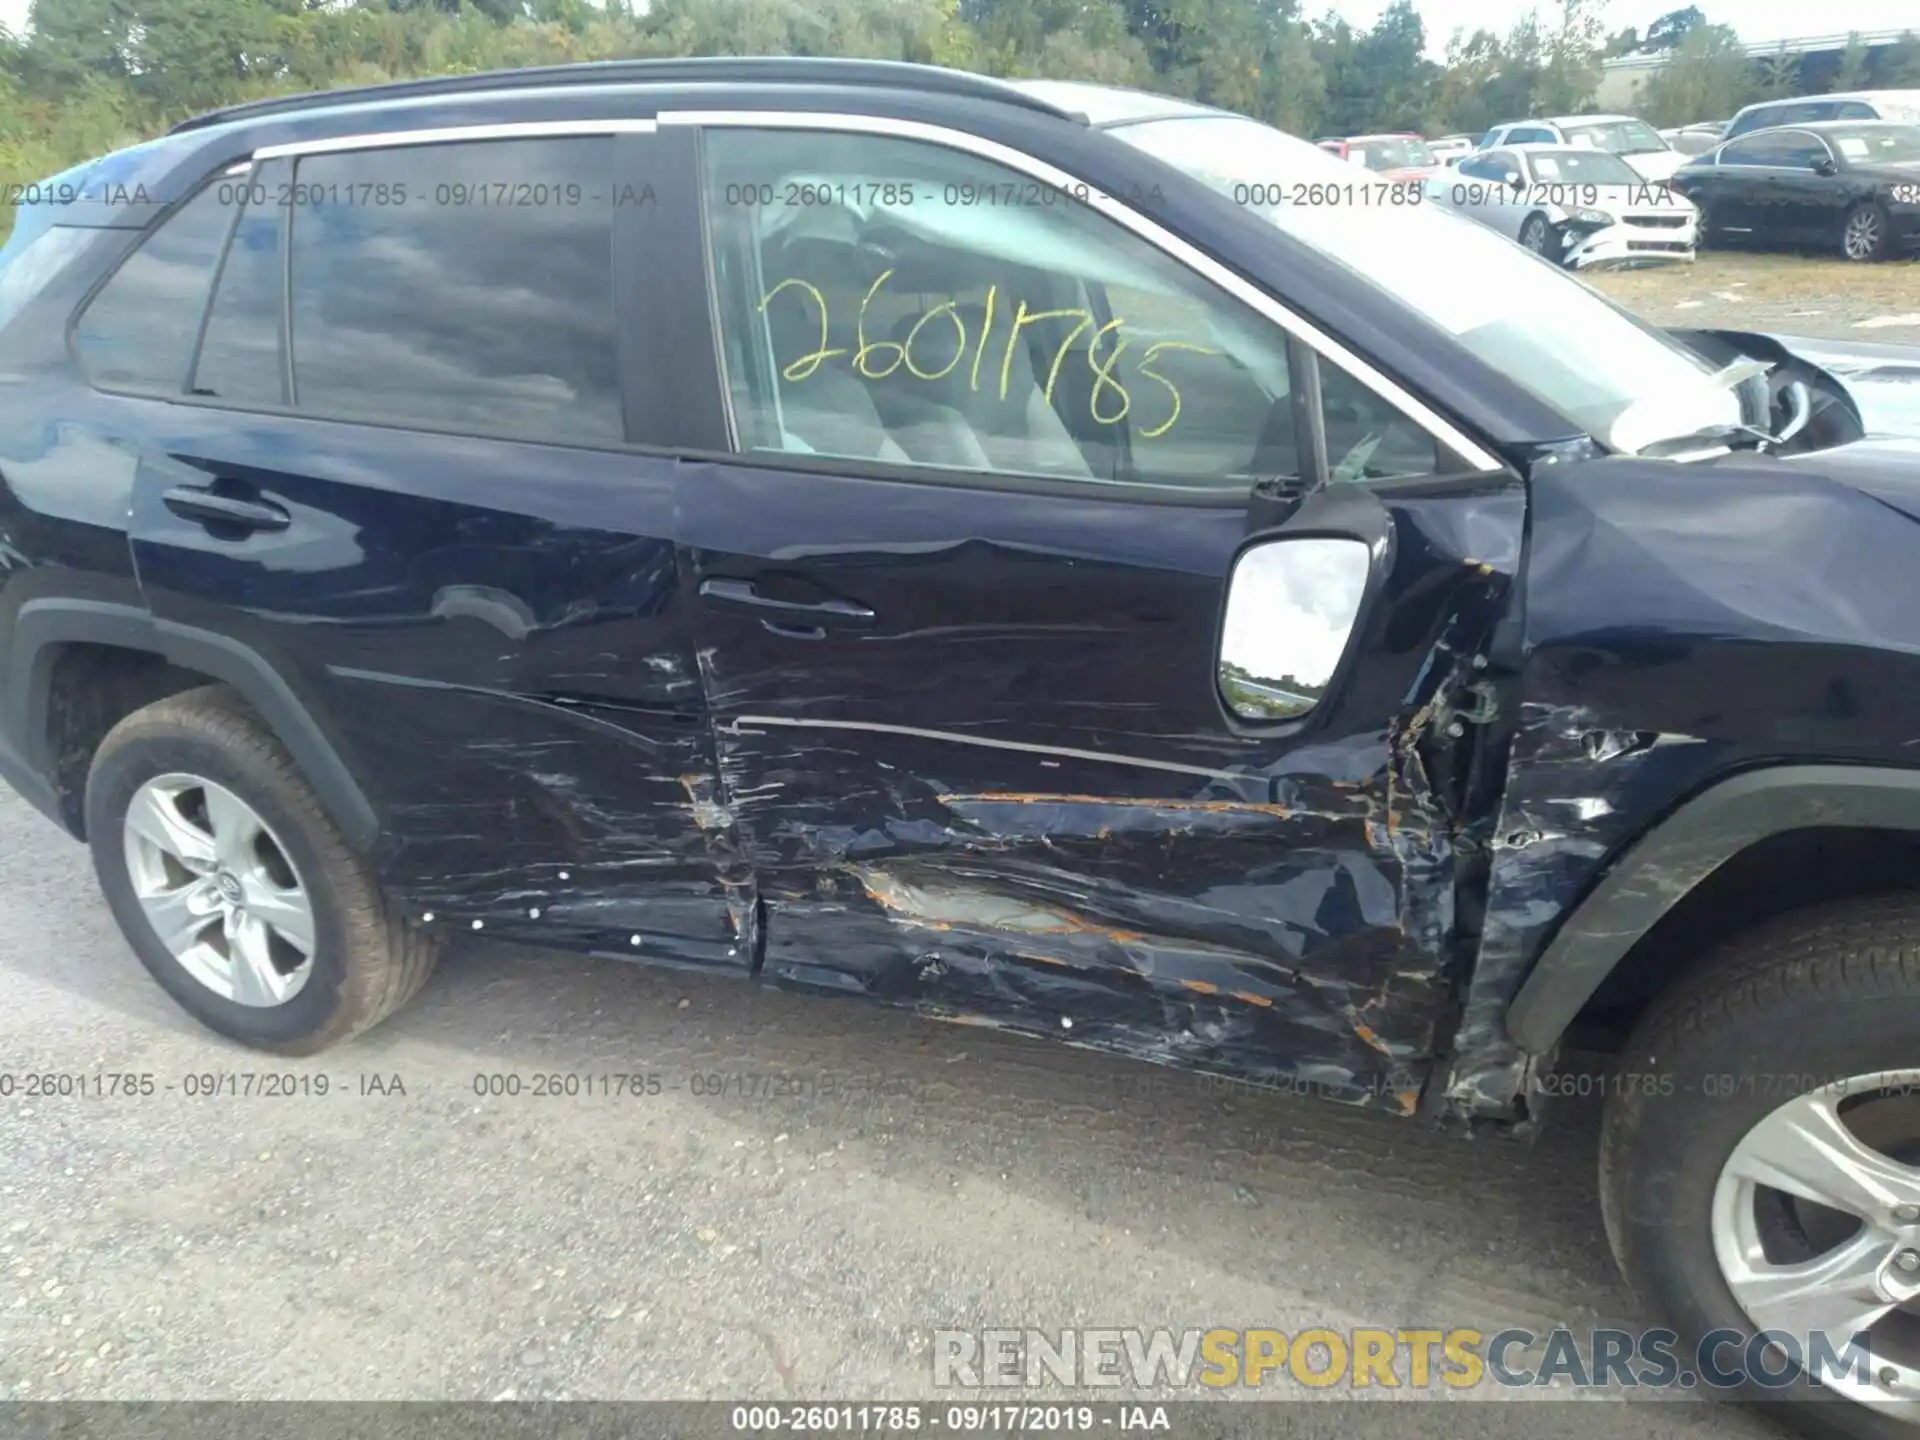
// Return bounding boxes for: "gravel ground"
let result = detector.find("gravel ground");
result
[1588,251,1920,341]
[0,785,1789,1436]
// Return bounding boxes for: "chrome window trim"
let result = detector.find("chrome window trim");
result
[660,108,1505,475]
[253,118,658,161]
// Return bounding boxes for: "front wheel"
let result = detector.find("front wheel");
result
[1842,202,1890,262]
[1601,895,1920,1437]
[86,685,438,1054]
[1518,211,1555,258]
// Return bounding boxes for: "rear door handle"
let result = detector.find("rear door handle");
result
[698,578,876,630]
[161,484,291,534]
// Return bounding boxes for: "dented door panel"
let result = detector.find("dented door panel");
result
[126,404,751,970]
[1448,450,1920,1120]
[681,458,1526,1111]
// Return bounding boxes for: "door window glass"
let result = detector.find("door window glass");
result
[700,128,1437,491]
[1721,135,1788,166]
[73,179,240,395]
[1774,135,1832,168]
[287,136,622,444]
[191,158,289,407]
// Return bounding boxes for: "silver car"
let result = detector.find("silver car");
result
[1435,143,1699,268]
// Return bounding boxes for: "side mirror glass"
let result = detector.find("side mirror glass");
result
[1218,537,1371,721]
[1812,157,1836,176]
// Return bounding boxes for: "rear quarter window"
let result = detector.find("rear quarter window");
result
[72,180,241,395]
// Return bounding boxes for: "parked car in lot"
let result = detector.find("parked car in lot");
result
[1442,143,1697,267]
[1660,121,1728,156]
[1427,134,1476,165]
[7,60,1920,1433]
[1672,120,1920,260]
[1476,113,1686,181]
[1313,132,1441,178]
[1722,89,1920,142]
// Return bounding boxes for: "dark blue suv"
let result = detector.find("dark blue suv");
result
[6,59,1920,1430]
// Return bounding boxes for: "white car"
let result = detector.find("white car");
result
[1427,135,1476,166]
[1436,143,1698,269]
[1476,114,1687,182]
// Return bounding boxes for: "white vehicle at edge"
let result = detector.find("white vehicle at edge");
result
[1439,143,1699,270]
[1477,113,1688,182]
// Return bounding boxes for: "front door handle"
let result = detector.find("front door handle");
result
[698,578,876,630]
[162,484,291,534]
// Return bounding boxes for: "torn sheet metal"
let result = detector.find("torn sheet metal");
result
[1444,449,1920,1121]
[682,457,1527,1111]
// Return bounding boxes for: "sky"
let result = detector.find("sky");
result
[1,0,1913,59]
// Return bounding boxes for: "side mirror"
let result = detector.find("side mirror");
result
[1218,536,1371,722]
[1812,157,1837,176]
[1503,172,1523,188]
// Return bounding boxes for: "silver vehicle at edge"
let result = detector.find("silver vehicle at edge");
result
[1439,142,1699,268]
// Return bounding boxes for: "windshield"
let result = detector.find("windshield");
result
[1825,124,1920,164]
[1112,113,1740,451]
[1561,118,1670,157]
[1522,148,1644,186]
[1350,137,1435,170]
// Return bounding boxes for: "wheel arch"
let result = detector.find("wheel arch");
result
[1506,764,1920,1055]
[4,600,378,850]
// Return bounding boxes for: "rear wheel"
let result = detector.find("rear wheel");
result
[1842,202,1890,262]
[86,686,437,1053]
[1601,895,1920,1437]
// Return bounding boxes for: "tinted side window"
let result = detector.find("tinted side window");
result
[1511,127,1556,143]
[1721,136,1784,166]
[73,180,239,395]
[287,137,622,445]
[1726,107,1781,138]
[1836,102,1877,119]
[701,129,1439,491]
[1774,135,1831,168]
[192,158,289,407]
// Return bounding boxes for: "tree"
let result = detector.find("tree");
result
[1753,42,1803,100]
[1530,0,1603,116]
[1602,26,1639,59]
[1636,21,1752,127]
[1828,31,1870,92]
[1879,31,1920,86]
[1642,5,1703,53]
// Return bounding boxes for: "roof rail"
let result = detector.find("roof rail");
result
[169,57,1084,135]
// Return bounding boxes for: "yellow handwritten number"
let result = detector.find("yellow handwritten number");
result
[1136,341,1219,438]
[757,278,844,381]
[757,277,1213,438]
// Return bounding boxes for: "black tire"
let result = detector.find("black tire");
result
[85,685,437,1054]
[1841,202,1890,263]
[1600,894,1920,1439]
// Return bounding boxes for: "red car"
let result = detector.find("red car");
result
[1315,132,1441,180]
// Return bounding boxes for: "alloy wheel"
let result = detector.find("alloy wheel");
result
[1844,208,1882,261]
[1712,1070,1920,1418]
[121,772,317,1006]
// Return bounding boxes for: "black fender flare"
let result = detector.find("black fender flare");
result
[4,599,379,850]
[1505,764,1920,1054]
